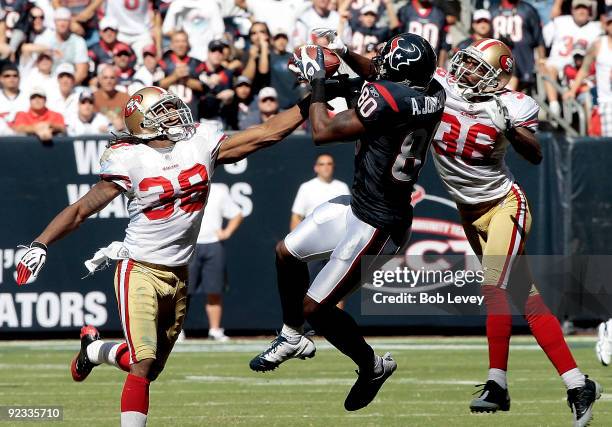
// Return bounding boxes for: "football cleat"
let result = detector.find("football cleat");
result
[344,352,397,411]
[70,325,101,382]
[249,333,316,372]
[567,376,602,427]
[470,380,511,413]
[595,320,612,366]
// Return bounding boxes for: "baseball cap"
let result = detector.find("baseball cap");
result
[572,0,591,9]
[54,7,71,21]
[112,43,132,56]
[208,39,228,51]
[55,62,75,77]
[272,28,289,39]
[235,76,252,87]
[30,86,46,98]
[472,9,492,22]
[79,88,94,102]
[0,63,18,75]
[99,16,119,31]
[361,5,378,15]
[259,87,278,100]
[143,44,157,57]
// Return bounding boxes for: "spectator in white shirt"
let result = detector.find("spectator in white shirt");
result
[291,153,350,308]
[22,51,57,95]
[188,183,243,342]
[162,0,225,62]
[66,89,110,136]
[293,0,352,47]
[0,63,29,122]
[131,45,164,92]
[47,62,80,118]
[24,7,89,84]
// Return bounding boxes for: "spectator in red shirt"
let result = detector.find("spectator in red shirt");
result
[11,86,66,142]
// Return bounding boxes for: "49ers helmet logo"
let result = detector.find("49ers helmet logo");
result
[125,94,143,117]
[388,36,422,71]
[499,55,514,74]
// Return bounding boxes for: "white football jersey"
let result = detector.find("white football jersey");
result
[105,0,152,36]
[547,16,602,68]
[431,68,539,205]
[99,122,227,266]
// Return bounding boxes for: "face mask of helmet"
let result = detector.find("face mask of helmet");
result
[449,48,503,99]
[142,93,195,142]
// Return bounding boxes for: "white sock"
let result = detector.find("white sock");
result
[488,368,507,389]
[209,328,224,335]
[86,340,121,366]
[561,368,586,390]
[121,411,147,427]
[281,324,304,343]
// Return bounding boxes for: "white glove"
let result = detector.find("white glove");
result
[311,28,347,57]
[16,242,47,285]
[483,96,512,133]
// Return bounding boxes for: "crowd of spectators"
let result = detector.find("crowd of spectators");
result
[0,0,610,139]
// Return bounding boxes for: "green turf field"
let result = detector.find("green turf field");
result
[0,336,610,426]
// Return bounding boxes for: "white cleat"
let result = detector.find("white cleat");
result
[595,320,612,366]
[249,333,316,372]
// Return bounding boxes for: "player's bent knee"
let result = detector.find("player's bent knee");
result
[276,240,296,262]
[129,358,155,379]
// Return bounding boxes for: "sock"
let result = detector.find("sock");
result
[549,100,561,116]
[561,367,586,390]
[483,286,512,371]
[487,368,508,389]
[525,294,578,376]
[276,245,310,328]
[372,354,383,376]
[306,304,374,373]
[87,341,131,372]
[281,324,304,344]
[121,374,149,427]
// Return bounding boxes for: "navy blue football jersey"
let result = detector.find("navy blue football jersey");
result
[350,24,391,55]
[491,3,544,83]
[397,3,449,55]
[351,79,446,232]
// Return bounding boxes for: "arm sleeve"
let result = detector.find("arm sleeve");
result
[291,184,307,216]
[503,93,539,132]
[99,147,132,192]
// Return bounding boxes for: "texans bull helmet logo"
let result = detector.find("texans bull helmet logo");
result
[388,36,423,71]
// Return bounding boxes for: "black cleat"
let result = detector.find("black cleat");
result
[344,352,397,411]
[70,325,101,382]
[470,380,511,413]
[567,376,602,427]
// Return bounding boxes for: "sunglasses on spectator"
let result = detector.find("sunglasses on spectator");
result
[209,47,224,53]
[80,99,94,104]
[1,73,18,78]
[115,51,130,57]
[260,97,276,103]
[31,14,44,20]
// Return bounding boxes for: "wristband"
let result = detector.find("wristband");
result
[31,241,48,251]
[311,78,326,104]
[297,94,312,119]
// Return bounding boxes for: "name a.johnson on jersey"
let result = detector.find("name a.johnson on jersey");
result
[411,95,444,115]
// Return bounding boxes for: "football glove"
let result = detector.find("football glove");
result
[290,45,326,83]
[16,241,47,285]
[484,96,512,133]
[311,28,347,58]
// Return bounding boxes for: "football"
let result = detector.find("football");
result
[289,45,341,78]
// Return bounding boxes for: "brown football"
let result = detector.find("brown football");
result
[289,45,341,78]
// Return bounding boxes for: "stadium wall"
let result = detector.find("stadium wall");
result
[0,133,610,334]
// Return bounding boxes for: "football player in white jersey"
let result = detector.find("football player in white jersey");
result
[431,38,600,426]
[15,86,310,427]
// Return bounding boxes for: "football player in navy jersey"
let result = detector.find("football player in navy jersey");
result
[397,0,449,66]
[250,33,445,411]
[491,0,546,90]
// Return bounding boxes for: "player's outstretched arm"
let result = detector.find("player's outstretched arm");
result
[310,105,365,145]
[507,127,542,165]
[16,180,122,285]
[35,180,123,246]
[341,50,378,81]
[216,103,308,164]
